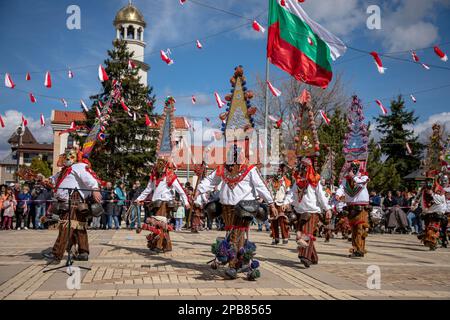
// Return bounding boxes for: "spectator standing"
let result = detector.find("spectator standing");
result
[102,182,115,230]
[113,181,126,230]
[16,186,31,230]
[32,178,51,230]
[128,181,144,229]
[0,185,7,225]
[174,201,185,231]
[2,194,16,230]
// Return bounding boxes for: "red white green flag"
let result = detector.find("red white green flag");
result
[267,0,346,88]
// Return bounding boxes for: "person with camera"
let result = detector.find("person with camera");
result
[43,148,102,263]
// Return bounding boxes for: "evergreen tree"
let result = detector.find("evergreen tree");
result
[374,95,424,182]
[318,107,347,186]
[75,40,157,183]
[366,139,401,193]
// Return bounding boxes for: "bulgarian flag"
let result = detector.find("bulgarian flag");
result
[267,0,346,88]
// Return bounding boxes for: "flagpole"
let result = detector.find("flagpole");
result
[263,57,270,178]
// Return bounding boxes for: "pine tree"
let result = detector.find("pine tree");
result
[366,139,401,193]
[374,95,424,182]
[75,40,157,184]
[318,107,348,186]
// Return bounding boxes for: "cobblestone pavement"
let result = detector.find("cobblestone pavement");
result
[0,227,449,300]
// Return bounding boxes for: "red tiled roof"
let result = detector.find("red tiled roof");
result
[151,116,189,130]
[52,110,189,129]
[52,110,86,125]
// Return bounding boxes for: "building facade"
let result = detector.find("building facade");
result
[0,127,53,184]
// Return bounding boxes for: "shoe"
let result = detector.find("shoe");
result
[74,253,89,261]
[349,251,364,258]
[271,239,279,245]
[299,256,311,268]
[224,268,237,279]
[17,227,21,231]
[42,252,61,263]
[282,239,288,245]
[47,258,62,265]
[24,227,28,230]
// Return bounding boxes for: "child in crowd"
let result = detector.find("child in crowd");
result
[2,195,16,230]
[174,201,185,231]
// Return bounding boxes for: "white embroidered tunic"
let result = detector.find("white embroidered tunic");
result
[197,166,274,206]
[136,177,189,205]
[285,183,331,213]
[51,163,99,201]
[336,175,370,205]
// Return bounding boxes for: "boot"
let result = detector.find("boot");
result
[74,252,89,261]
[298,256,311,268]
[224,268,237,279]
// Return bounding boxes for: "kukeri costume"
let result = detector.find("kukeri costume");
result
[418,124,449,250]
[336,96,370,258]
[336,161,370,258]
[44,149,103,262]
[284,90,331,268]
[196,66,277,280]
[136,97,189,253]
[269,167,291,245]
[285,158,331,267]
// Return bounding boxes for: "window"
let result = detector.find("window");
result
[137,28,142,41]
[119,27,125,39]
[127,25,135,39]
[68,135,74,148]
[6,166,15,174]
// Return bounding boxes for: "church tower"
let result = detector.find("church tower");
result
[113,1,148,86]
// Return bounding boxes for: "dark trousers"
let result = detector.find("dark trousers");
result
[26,208,36,229]
[15,212,23,229]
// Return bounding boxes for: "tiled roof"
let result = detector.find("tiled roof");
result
[0,152,16,165]
[52,110,189,129]
[8,127,38,144]
[52,110,87,125]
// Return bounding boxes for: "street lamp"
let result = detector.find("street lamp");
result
[15,126,24,182]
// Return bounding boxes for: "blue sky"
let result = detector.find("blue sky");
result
[0,0,450,156]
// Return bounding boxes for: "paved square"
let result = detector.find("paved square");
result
[0,228,449,300]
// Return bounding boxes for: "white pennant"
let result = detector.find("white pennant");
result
[4,73,15,89]
[80,99,89,112]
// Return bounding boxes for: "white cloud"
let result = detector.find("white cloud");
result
[138,0,266,50]
[0,110,52,159]
[409,112,450,143]
[376,0,450,51]
[301,0,366,36]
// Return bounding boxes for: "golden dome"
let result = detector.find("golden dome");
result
[114,2,146,27]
